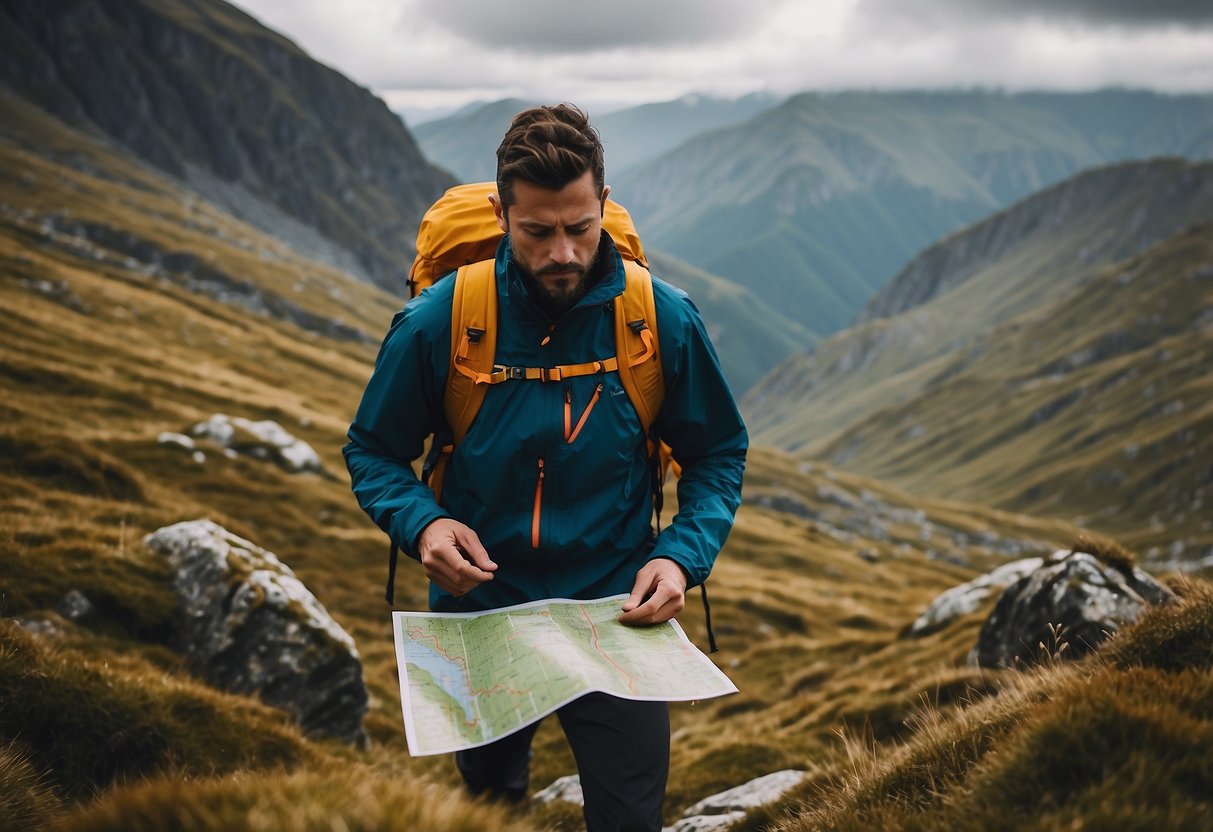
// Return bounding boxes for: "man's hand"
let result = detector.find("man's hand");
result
[417,518,496,596]
[618,558,688,625]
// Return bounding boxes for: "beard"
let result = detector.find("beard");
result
[513,245,601,319]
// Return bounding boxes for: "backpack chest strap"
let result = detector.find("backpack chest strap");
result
[452,320,655,386]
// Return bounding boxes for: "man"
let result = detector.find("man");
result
[344,104,746,832]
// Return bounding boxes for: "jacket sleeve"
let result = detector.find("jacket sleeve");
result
[342,290,452,559]
[650,282,748,587]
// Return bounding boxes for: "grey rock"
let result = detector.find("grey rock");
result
[189,414,322,473]
[533,774,583,806]
[57,589,94,622]
[146,519,367,744]
[908,557,1043,637]
[540,768,807,831]
[683,769,808,816]
[666,812,747,832]
[158,431,197,450]
[14,616,60,638]
[973,550,1174,668]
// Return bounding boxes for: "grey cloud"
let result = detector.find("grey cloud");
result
[856,0,1213,28]
[420,0,783,52]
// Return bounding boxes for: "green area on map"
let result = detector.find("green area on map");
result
[395,597,736,756]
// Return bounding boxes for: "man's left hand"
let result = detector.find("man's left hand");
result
[618,558,688,626]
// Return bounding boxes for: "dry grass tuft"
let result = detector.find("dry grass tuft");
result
[48,768,537,832]
[759,580,1213,831]
[1104,578,1213,673]
[0,740,63,832]
[1069,531,1136,574]
[0,620,313,801]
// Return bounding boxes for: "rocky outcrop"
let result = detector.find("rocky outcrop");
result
[188,414,323,473]
[972,550,1173,669]
[0,0,454,292]
[908,557,1043,636]
[146,519,367,744]
[534,769,808,832]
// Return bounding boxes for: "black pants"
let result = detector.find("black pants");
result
[456,693,670,832]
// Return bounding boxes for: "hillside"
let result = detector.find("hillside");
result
[612,89,1213,337]
[745,159,1213,562]
[5,38,1171,828]
[4,4,1211,829]
[0,0,453,293]
[0,95,1092,827]
[648,251,817,394]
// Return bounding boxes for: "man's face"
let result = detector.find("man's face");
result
[491,170,609,311]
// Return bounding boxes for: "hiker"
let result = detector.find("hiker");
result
[344,103,747,832]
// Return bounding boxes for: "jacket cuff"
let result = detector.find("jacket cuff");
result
[646,549,704,589]
[391,507,450,560]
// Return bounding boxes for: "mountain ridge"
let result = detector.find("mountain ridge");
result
[613,89,1213,337]
[0,0,454,293]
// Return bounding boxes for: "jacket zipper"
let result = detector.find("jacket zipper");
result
[531,457,545,549]
[564,383,603,444]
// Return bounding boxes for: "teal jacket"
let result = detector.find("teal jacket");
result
[344,235,747,612]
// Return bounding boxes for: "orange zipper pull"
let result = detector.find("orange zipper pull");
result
[532,458,545,549]
[564,388,572,441]
[566,383,603,444]
[540,324,555,347]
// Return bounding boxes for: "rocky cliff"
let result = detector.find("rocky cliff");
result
[0,0,454,293]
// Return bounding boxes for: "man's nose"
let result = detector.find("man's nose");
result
[549,232,575,264]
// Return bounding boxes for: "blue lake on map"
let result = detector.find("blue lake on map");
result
[405,639,478,727]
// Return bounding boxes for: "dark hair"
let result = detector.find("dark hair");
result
[495,104,605,210]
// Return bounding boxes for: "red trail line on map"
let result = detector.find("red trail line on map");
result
[582,605,637,695]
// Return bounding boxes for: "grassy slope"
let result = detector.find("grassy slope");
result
[809,224,1213,556]
[746,579,1213,832]
[744,163,1212,557]
[2,84,1202,832]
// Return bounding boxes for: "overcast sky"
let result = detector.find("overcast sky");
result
[230,0,1213,121]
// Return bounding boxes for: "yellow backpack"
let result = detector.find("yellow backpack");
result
[406,182,670,506]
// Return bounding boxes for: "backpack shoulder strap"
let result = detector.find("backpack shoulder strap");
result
[446,259,498,444]
[614,259,664,438]
[427,259,496,506]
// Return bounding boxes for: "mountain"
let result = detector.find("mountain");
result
[744,158,1213,557]
[0,75,1087,823]
[647,251,817,394]
[612,90,1213,338]
[0,0,454,294]
[411,97,539,184]
[595,92,781,175]
[413,93,782,184]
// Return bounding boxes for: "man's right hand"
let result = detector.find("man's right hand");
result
[417,518,497,596]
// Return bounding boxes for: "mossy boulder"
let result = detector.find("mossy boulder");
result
[146,519,367,744]
[973,550,1173,668]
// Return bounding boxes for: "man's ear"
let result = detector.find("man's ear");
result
[488,192,508,233]
[600,184,611,216]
